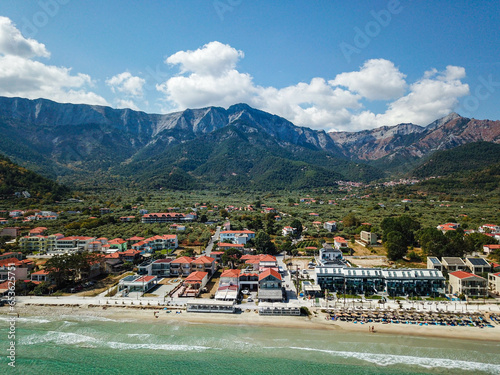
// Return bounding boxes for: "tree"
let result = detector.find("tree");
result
[465,232,498,252]
[280,240,293,255]
[219,209,229,219]
[343,213,361,228]
[255,230,276,254]
[417,228,448,257]
[386,231,407,261]
[443,229,469,258]
[45,254,74,287]
[290,219,303,237]
[221,248,243,268]
[381,215,420,246]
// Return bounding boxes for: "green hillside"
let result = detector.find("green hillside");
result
[0,154,69,200]
[412,141,500,178]
[117,122,383,190]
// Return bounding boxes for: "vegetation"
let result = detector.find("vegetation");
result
[412,142,500,178]
[0,154,69,201]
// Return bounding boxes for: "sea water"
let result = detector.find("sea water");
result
[1,314,499,375]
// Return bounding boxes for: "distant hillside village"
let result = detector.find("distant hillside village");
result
[1,198,500,315]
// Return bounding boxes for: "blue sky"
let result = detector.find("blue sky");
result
[0,0,499,131]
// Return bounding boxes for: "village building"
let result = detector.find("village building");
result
[131,235,178,252]
[465,258,490,275]
[427,257,444,271]
[441,257,467,272]
[118,275,158,294]
[54,236,96,253]
[191,256,216,276]
[179,271,208,297]
[323,221,337,232]
[488,272,500,296]
[238,271,259,291]
[215,269,240,301]
[0,257,34,281]
[30,269,51,283]
[448,271,487,297]
[219,230,255,245]
[170,256,195,276]
[333,236,348,250]
[282,226,295,237]
[483,244,500,255]
[360,231,377,245]
[258,269,283,302]
[317,244,343,266]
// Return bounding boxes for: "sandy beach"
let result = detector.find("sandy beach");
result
[12,301,500,343]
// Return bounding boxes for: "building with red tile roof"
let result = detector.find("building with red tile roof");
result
[0,257,34,280]
[449,271,487,297]
[258,268,283,302]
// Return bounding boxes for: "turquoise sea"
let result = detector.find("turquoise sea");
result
[1,313,500,375]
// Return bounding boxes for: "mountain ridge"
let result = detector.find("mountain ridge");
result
[0,96,499,189]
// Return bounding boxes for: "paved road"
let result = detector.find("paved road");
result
[204,226,221,257]
[276,254,297,301]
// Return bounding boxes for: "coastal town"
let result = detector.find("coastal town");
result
[2,194,500,336]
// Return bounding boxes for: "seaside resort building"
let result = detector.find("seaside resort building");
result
[314,267,445,297]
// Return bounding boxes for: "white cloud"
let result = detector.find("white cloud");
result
[0,17,108,106]
[115,98,140,111]
[106,72,145,97]
[166,41,243,76]
[330,59,407,100]
[351,65,469,128]
[0,16,49,58]
[155,42,470,132]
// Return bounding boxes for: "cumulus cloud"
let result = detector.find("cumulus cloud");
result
[106,72,145,97]
[115,98,140,111]
[0,16,49,58]
[0,16,108,106]
[166,41,244,76]
[349,65,469,129]
[330,59,407,100]
[157,42,470,132]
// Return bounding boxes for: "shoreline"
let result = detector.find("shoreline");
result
[12,302,500,343]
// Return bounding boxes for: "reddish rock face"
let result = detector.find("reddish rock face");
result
[328,114,500,161]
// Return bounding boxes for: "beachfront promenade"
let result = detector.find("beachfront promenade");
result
[14,293,500,316]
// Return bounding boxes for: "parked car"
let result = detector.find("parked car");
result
[241,289,250,295]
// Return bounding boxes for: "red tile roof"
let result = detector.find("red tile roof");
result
[220,269,241,278]
[449,271,482,279]
[108,238,127,245]
[135,276,156,283]
[184,271,208,283]
[31,270,49,275]
[0,258,25,267]
[259,268,281,281]
[218,243,244,248]
[192,256,215,264]
[171,256,195,264]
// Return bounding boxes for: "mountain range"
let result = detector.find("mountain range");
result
[0,96,499,190]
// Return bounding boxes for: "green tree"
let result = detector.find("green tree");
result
[417,227,448,257]
[386,231,407,261]
[221,248,243,268]
[443,229,469,258]
[343,213,361,228]
[465,232,498,252]
[290,219,303,237]
[255,230,276,254]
